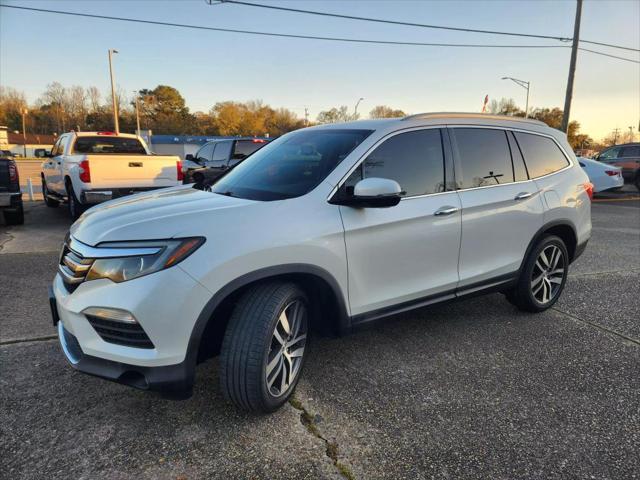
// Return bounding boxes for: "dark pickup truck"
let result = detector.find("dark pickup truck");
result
[0,156,24,225]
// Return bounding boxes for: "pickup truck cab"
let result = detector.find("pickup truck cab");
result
[41,131,182,218]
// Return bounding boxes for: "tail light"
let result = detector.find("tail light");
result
[176,160,184,182]
[582,182,594,200]
[79,160,91,183]
[252,139,266,143]
[8,160,19,184]
[605,170,620,177]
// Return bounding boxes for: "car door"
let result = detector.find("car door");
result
[48,134,70,194]
[450,127,545,288]
[617,145,640,181]
[205,140,233,181]
[42,137,62,191]
[338,128,462,319]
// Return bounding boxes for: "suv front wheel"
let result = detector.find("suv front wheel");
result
[506,235,569,312]
[220,282,309,412]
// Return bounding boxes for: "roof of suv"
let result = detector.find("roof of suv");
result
[310,112,549,132]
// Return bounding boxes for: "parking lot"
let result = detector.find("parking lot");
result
[1,193,638,479]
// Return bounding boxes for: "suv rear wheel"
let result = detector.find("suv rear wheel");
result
[220,282,309,412]
[506,235,569,312]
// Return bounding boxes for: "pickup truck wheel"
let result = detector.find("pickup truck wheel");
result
[41,178,60,207]
[66,181,84,220]
[3,203,24,225]
[220,282,309,412]
[506,235,568,313]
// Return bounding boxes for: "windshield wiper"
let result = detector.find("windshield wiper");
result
[216,190,235,197]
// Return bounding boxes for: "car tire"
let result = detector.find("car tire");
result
[220,282,310,412]
[3,203,24,225]
[41,178,60,207]
[66,180,84,220]
[506,235,569,313]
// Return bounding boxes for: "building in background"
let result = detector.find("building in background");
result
[0,126,55,157]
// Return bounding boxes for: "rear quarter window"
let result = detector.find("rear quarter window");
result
[514,132,569,178]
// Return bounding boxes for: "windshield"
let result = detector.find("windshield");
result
[210,129,372,201]
[72,136,147,155]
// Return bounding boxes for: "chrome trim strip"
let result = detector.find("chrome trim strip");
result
[63,255,91,273]
[58,265,85,284]
[68,237,162,259]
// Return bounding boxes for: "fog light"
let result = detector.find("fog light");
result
[83,307,137,324]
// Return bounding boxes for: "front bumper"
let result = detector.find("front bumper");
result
[56,319,193,396]
[51,261,213,394]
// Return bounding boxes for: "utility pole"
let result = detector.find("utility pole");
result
[134,92,142,135]
[501,77,530,118]
[628,126,634,142]
[561,0,582,133]
[612,127,620,145]
[21,108,27,157]
[108,49,120,134]
[304,107,309,127]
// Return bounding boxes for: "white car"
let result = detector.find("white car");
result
[41,131,183,219]
[50,113,592,412]
[578,156,624,193]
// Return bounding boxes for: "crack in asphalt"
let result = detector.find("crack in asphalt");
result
[0,335,57,346]
[0,230,15,252]
[552,307,640,347]
[289,395,356,480]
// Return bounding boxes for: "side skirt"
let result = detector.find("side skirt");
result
[350,273,517,329]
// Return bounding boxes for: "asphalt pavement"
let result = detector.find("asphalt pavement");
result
[1,196,638,479]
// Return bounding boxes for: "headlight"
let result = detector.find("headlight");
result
[85,237,204,283]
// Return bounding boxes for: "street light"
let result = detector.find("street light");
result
[108,49,120,134]
[354,97,364,118]
[501,77,530,118]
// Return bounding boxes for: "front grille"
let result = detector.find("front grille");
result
[59,244,94,293]
[85,315,155,349]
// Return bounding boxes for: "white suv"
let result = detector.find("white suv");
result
[50,113,592,412]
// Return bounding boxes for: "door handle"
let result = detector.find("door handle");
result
[434,206,459,216]
[514,192,533,200]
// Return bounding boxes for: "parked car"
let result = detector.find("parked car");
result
[578,156,624,193]
[0,149,16,158]
[0,156,24,225]
[40,131,183,219]
[182,137,270,186]
[50,113,592,413]
[594,142,640,191]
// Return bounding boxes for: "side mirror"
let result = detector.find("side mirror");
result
[185,154,195,161]
[333,177,404,208]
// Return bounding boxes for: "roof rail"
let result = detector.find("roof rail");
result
[401,112,546,126]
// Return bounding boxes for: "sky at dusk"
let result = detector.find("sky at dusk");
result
[1,0,639,141]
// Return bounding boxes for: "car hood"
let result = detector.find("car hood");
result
[70,185,255,245]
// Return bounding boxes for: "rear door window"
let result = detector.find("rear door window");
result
[619,145,640,157]
[211,141,233,163]
[513,132,570,178]
[451,128,514,188]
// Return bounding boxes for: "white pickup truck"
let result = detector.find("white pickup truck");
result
[41,131,183,218]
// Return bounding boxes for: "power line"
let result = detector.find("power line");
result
[0,5,567,48]
[1,4,638,64]
[220,0,640,53]
[578,47,639,64]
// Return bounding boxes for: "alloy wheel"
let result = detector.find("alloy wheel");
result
[531,244,565,304]
[265,300,308,397]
